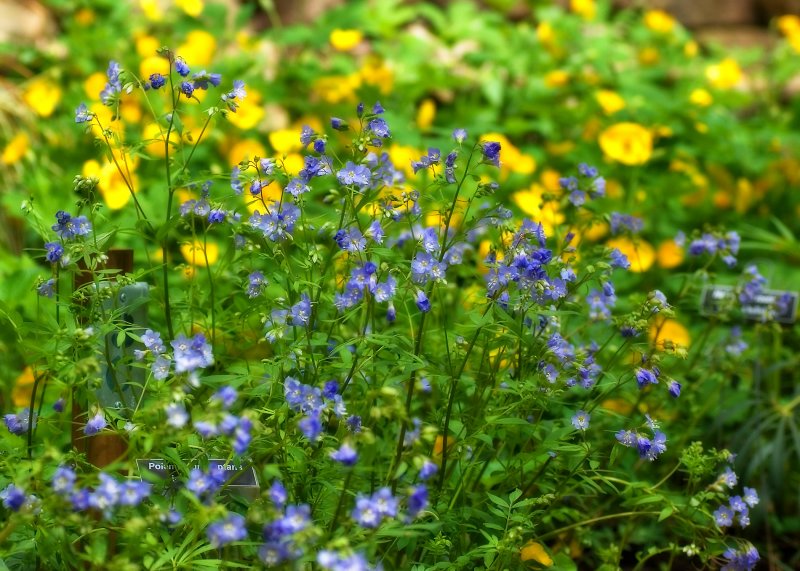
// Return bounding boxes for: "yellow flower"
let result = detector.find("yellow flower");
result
[540,169,561,193]
[684,41,698,58]
[650,317,690,351]
[280,152,304,176]
[120,96,142,124]
[246,181,283,214]
[606,237,655,273]
[330,28,363,51]
[136,34,160,58]
[777,15,800,36]
[178,30,216,66]
[705,58,743,90]
[570,0,596,20]
[142,123,179,158]
[312,74,361,104]
[83,154,139,210]
[360,56,393,94]
[512,184,564,235]
[480,132,536,177]
[12,367,36,407]
[544,70,569,88]
[23,78,61,118]
[789,32,800,53]
[537,21,555,45]
[269,128,302,155]
[520,541,553,567]
[139,0,162,21]
[176,0,204,17]
[140,56,170,80]
[227,138,267,166]
[388,144,421,178]
[689,88,713,107]
[2,133,29,165]
[226,88,264,130]
[416,99,436,130]
[656,240,684,269]
[83,72,107,100]
[595,90,625,115]
[181,240,219,267]
[644,10,676,34]
[74,8,95,25]
[638,47,660,66]
[546,140,575,156]
[598,123,653,166]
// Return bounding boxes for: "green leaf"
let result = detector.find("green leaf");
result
[658,506,674,521]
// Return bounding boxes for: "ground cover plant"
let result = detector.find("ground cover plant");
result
[1,1,799,569]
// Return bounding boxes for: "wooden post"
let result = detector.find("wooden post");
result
[71,249,133,467]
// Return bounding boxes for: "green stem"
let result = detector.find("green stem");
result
[535,511,661,542]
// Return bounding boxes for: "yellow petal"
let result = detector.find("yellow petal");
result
[176,0,204,17]
[650,317,691,351]
[598,123,653,166]
[178,30,216,66]
[416,99,436,130]
[227,138,267,167]
[656,240,684,269]
[2,133,29,165]
[12,367,36,407]
[330,28,363,51]
[520,541,553,566]
[23,78,62,118]
[180,240,219,267]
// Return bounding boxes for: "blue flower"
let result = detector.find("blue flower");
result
[722,544,760,571]
[37,278,55,298]
[246,271,267,298]
[452,128,467,143]
[51,465,76,496]
[84,412,106,436]
[336,161,371,190]
[610,212,643,235]
[180,81,195,98]
[571,410,590,431]
[419,460,438,481]
[609,247,630,270]
[149,73,166,89]
[269,480,287,508]
[330,442,358,466]
[290,294,312,326]
[714,505,734,527]
[1,484,28,511]
[298,412,322,441]
[743,487,759,507]
[481,141,501,167]
[213,386,238,409]
[668,380,681,398]
[191,70,222,90]
[142,329,165,354]
[207,513,247,548]
[175,59,191,77]
[100,61,122,105]
[415,290,431,312]
[407,484,428,518]
[330,117,348,131]
[171,333,214,373]
[165,403,189,428]
[75,103,93,123]
[368,117,391,139]
[52,211,92,239]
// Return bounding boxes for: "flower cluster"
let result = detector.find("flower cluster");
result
[4,408,34,435]
[1,484,38,513]
[712,467,759,529]
[559,163,606,207]
[53,467,150,518]
[684,229,740,267]
[615,415,667,461]
[135,330,214,379]
[52,210,92,240]
[721,543,760,571]
[284,377,347,441]
[259,490,315,566]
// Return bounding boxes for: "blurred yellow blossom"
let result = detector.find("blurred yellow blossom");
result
[227,138,267,166]
[606,237,654,273]
[650,317,690,351]
[570,0,596,20]
[330,29,363,51]
[142,123,178,158]
[23,78,61,117]
[684,41,698,57]
[178,30,216,66]
[2,133,29,165]
[705,58,743,89]
[656,239,684,269]
[595,90,625,115]
[480,132,536,177]
[140,56,170,80]
[246,181,283,214]
[360,56,393,93]
[176,0,204,17]
[181,240,219,267]
[540,169,562,193]
[227,88,264,130]
[777,15,800,36]
[280,153,304,176]
[269,128,303,155]
[644,10,676,34]
[388,144,421,178]
[139,0,162,21]
[12,367,36,407]
[75,8,95,25]
[537,21,555,45]
[544,70,569,88]
[512,184,563,234]
[599,123,653,165]
[136,34,160,58]
[689,88,713,107]
[416,99,436,130]
[313,74,361,104]
[638,47,660,66]
[83,156,139,210]
[84,72,107,100]
[520,541,553,566]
